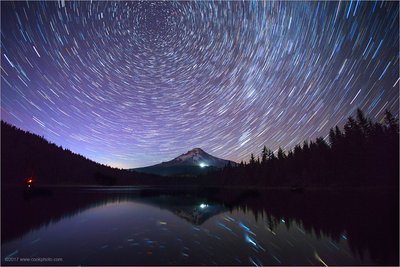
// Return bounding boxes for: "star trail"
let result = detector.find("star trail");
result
[1,1,398,168]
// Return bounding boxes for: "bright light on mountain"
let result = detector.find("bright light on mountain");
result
[199,162,208,168]
[199,203,208,209]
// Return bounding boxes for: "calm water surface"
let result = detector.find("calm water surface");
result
[1,186,398,265]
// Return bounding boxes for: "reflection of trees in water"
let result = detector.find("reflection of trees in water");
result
[218,189,398,266]
[2,188,223,242]
[2,187,398,265]
[2,187,118,242]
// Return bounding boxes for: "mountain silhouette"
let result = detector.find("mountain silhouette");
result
[133,148,236,177]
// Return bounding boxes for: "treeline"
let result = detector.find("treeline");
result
[2,108,398,188]
[1,121,159,186]
[203,109,399,188]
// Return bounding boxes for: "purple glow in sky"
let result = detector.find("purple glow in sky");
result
[1,1,398,168]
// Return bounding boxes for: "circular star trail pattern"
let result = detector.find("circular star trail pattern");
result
[1,1,399,168]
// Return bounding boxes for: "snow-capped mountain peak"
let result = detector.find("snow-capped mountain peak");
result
[133,148,236,176]
[174,148,208,162]
[162,148,235,168]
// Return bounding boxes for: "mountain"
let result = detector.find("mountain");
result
[133,148,236,177]
[137,195,227,225]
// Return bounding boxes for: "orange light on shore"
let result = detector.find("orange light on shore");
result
[25,177,34,186]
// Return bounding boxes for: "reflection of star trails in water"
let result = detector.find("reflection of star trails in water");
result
[315,251,328,267]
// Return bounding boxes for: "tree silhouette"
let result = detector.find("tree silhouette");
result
[249,153,256,166]
[277,147,286,160]
[261,146,268,164]
[205,108,399,188]
[2,108,398,189]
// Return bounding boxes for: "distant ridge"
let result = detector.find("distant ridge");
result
[132,148,236,177]
[1,121,153,186]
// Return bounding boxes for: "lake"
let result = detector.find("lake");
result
[1,186,398,265]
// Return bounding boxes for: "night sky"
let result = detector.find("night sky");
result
[1,1,399,168]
